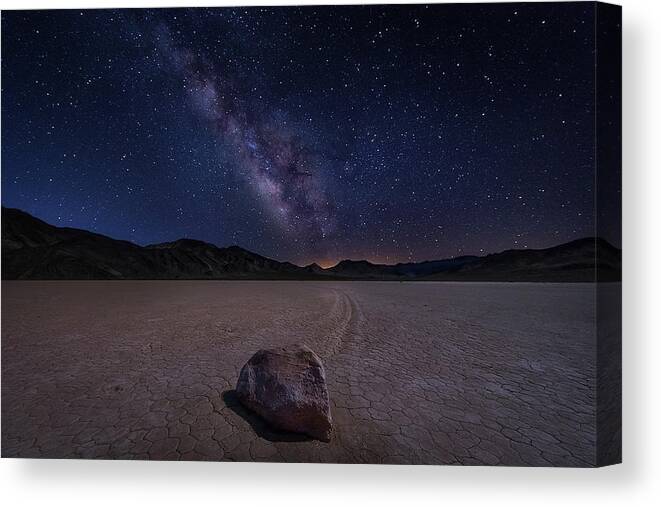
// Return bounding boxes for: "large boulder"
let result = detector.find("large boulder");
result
[235,344,333,442]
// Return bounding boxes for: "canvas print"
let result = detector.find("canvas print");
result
[1,2,621,466]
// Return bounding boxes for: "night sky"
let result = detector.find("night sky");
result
[1,3,614,267]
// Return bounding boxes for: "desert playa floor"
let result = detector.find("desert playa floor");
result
[2,281,602,465]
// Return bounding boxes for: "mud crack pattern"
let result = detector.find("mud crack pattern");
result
[1,281,609,465]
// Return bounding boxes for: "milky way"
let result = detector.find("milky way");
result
[159,25,336,247]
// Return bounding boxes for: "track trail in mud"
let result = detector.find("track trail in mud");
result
[2,281,608,465]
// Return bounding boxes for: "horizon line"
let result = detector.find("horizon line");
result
[1,205,620,270]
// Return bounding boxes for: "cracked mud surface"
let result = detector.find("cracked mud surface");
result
[2,281,604,465]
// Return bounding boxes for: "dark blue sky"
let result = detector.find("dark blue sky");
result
[1,3,614,266]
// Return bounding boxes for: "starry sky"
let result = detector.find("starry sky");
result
[1,3,619,267]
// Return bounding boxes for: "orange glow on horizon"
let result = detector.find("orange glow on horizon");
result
[309,256,400,269]
[316,261,337,269]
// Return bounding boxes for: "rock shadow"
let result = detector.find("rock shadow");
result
[222,390,313,443]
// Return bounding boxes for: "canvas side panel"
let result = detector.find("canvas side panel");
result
[595,1,622,467]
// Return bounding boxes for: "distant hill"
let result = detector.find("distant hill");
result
[325,256,479,279]
[1,207,620,281]
[423,237,621,282]
[1,207,318,280]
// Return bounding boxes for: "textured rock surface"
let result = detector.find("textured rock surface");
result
[236,345,332,441]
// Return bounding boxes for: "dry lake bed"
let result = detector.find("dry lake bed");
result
[2,281,604,465]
